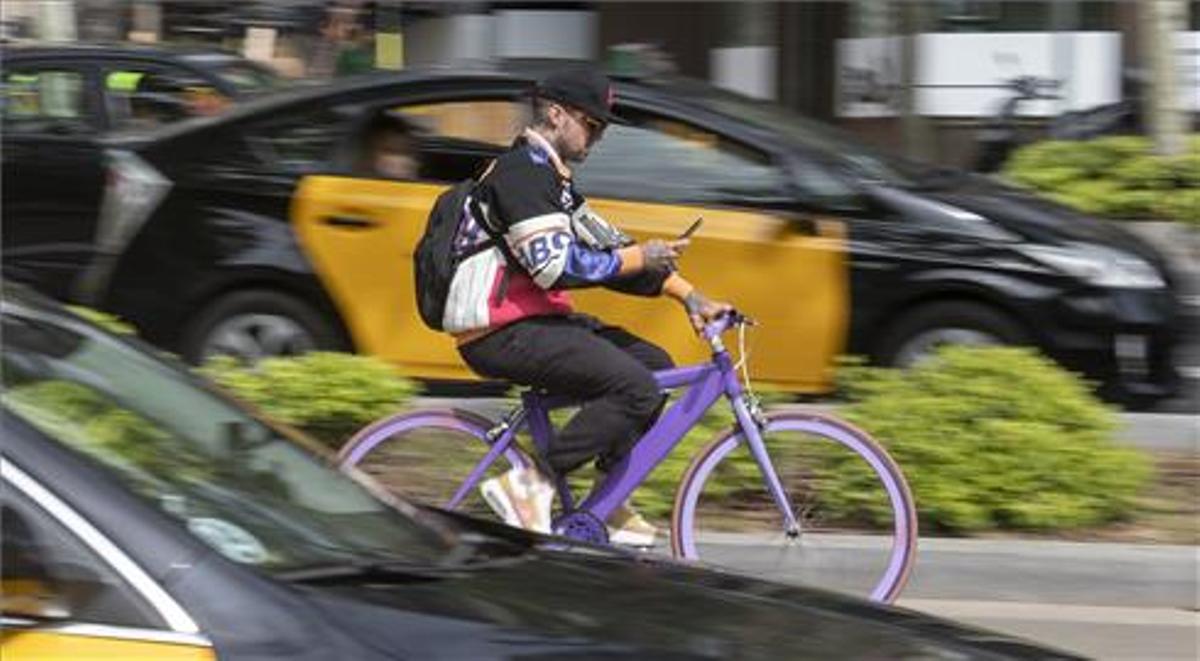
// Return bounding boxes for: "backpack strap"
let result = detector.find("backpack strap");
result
[464,160,521,305]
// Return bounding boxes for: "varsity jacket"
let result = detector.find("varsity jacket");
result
[441,130,668,334]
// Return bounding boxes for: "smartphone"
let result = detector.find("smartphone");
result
[679,216,704,240]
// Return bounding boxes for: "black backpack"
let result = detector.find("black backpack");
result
[413,165,511,331]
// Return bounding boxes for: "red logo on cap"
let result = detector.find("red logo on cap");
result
[606,85,615,109]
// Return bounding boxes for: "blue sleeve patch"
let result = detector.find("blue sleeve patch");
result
[558,240,620,288]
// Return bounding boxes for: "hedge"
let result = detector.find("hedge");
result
[61,305,1153,535]
[199,352,414,447]
[837,346,1151,532]
[195,347,1151,533]
[1003,135,1200,227]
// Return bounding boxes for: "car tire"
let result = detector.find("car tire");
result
[876,301,1031,369]
[181,290,349,364]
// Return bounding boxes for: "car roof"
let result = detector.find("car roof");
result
[105,58,767,148]
[1,40,246,63]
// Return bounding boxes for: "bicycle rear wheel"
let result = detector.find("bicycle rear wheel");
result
[671,412,917,603]
[337,409,533,521]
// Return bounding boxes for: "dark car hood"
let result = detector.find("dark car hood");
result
[871,173,1172,276]
[286,515,1074,660]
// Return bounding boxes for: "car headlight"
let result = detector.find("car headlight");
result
[1017,243,1165,289]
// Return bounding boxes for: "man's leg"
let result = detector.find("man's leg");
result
[461,316,663,475]
[578,316,674,466]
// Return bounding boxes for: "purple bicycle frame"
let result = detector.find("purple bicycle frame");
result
[448,315,801,539]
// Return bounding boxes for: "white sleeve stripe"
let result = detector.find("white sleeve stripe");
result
[507,212,570,241]
[532,253,564,288]
[506,213,571,290]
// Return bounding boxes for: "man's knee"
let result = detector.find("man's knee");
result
[618,369,664,422]
[641,343,674,372]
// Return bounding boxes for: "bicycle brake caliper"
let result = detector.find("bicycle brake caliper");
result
[747,394,768,430]
[485,420,510,443]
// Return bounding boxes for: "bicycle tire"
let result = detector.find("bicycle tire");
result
[338,409,533,520]
[671,412,917,604]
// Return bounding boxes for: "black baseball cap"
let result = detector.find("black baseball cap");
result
[534,66,626,125]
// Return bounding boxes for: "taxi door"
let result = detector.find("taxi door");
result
[292,99,848,392]
[576,200,847,393]
[1,631,214,661]
[2,482,215,661]
[291,176,474,380]
[292,176,847,392]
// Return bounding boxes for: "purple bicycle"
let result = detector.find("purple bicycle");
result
[338,311,917,603]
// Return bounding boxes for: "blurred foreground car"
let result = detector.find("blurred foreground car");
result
[73,62,1183,405]
[0,283,1079,660]
[0,42,279,300]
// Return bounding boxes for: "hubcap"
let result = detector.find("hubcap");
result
[202,314,314,362]
[894,328,1001,368]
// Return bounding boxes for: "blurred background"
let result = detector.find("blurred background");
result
[3,0,1196,410]
[2,3,1197,658]
[3,0,1197,166]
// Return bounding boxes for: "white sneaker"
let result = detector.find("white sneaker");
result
[479,466,555,534]
[607,502,659,547]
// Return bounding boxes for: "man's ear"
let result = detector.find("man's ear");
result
[546,103,567,129]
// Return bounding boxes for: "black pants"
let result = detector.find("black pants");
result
[460,314,673,475]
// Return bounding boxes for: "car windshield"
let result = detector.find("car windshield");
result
[662,77,922,187]
[1,299,457,574]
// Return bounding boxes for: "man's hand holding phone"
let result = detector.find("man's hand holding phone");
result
[679,216,704,240]
[637,217,703,272]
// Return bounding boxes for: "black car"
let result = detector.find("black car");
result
[1,281,1080,660]
[20,61,1185,406]
[0,42,280,300]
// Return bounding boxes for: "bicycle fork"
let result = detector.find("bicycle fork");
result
[731,395,801,538]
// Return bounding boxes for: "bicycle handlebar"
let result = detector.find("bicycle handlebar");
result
[702,309,753,343]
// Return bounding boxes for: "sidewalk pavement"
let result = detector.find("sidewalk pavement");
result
[711,535,1198,661]
[894,537,1199,660]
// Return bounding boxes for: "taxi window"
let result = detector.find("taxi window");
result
[575,112,789,205]
[2,491,163,629]
[398,99,528,148]
[1,68,91,134]
[241,106,344,174]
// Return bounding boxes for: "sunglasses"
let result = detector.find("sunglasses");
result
[562,105,606,139]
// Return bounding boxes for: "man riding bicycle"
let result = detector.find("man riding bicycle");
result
[445,65,730,544]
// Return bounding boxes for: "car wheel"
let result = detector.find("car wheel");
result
[877,301,1031,369]
[181,290,349,364]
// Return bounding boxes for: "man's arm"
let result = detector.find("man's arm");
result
[490,167,683,290]
[661,272,733,332]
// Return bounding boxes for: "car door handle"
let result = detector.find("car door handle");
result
[323,215,379,229]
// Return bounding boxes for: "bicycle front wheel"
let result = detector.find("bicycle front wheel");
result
[671,412,917,603]
[338,409,533,521]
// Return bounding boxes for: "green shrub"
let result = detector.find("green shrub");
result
[1047,178,1128,216]
[1111,155,1180,190]
[1006,140,1109,178]
[1003,134,1199,225]
[198,352,415,447]
[1007,164,1085,190]
[66,305,137,335]
[1167,151,1200,187]
[1154,189,1200,226]
[837,346,1150,533]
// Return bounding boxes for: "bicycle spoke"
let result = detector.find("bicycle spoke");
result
[673,414,916,603]
[340,412,529,522]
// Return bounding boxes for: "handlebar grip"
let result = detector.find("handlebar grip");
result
[702,308,754,340]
